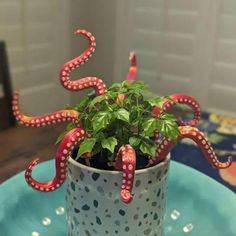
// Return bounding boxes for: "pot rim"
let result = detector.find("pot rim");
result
[68,154,170,176]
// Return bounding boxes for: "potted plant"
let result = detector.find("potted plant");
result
[12,29,232,236]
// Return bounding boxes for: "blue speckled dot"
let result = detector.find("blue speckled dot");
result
[82,204,90,211]
[74,208,80,213]
[114,220,120,226]
[151,202,157,206]
[114,199,119,204]
[70,182,75,191]
[144,228,152,235]
[118,209,126,216]
[85,229,91,236]
[96,216,102,225]
[153,213,158,220]
[84,186,90,192]
[135,180,141,187]
[92,173,100,181]
[93,200,98,208]
[97,186,105,196]
[80,171,84,180]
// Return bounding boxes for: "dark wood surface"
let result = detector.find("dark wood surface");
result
[0,42,16,128]
[0,123,66,183]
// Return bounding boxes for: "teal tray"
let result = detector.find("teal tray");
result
[0,160,236,235]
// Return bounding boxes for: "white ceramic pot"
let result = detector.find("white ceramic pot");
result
[66,155,170,236]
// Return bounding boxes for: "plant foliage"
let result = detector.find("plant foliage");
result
[57,80,179,162]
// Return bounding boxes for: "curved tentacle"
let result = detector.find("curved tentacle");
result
[126,51,137,81]
[152,93,201,127]
[114,145,136,204]
[12,91,80,127]
[154,126,232,168]
[60,29,107,96]
[25,127,86,192]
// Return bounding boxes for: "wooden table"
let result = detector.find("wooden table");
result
[0,124,66,183]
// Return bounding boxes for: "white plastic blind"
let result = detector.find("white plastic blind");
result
[134,0,199,95]
[0,0,70,114]
[115,0,236,115]
[207,0,236,114]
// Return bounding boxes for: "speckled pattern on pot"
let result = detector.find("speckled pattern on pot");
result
[66,155,170,236]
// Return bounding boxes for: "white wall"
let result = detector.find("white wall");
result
[69,0,117,104]
[114,0,236,116]
[0,0,70,114]
[2,1,235,116]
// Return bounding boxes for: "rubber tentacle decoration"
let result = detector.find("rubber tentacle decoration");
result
[114,145,136,204]
[154,126,232,168]
[25,128,86,191]
[126,51,137,81]
[12,91,80,127]
[152,93,201,127]
[60,29,107,96]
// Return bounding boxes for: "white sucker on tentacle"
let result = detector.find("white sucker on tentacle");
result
[12,91,80,127]
[25,128,87,191]
[152,93,201,127]
[153,126,232,169]
[114,145,136,204]
[59,29,107,96]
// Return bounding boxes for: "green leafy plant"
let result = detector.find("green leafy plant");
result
[57,80,179,168]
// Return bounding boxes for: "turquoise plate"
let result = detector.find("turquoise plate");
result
[0,160,236,236]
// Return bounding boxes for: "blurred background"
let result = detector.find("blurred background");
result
[1,0,236,115]
[0,0,236,184]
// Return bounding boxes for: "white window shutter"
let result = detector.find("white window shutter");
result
[0,0,70,115]
[115,0,236,115]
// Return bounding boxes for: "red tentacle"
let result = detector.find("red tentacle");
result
[60,29,107,96]
[12,91,80,127]
[114,145,136,204]
[25,128,86,192]
[126,51,137,81]
[152,93,201,127]
[154,126,232,169]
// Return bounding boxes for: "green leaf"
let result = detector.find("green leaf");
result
[129,136,141,146]
[92,143,103,155]
[55,130,68,145]
[148,97,166,107]
[77,138,96,158]
[142,118,158,136]
[92,111,112,132]
[76,96,89,109]
[87,90,96,98]
[107,153,116,162]
[109,82,121,90]
[94,132,105,141]
[89,95,105,109]
[160,112,176,120]
[140,138,156,157]
[101,136,118,153]
[55,123,76,145]
[116,108,130,123]
[157,118,179,141]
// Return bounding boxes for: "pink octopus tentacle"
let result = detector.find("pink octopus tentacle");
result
[25,127,86,192]
[12,91,80,127]
[60,29,107,96]
[154,126,232,169]
[114,144,136,204]
[126,51,137,81]
[152,93,201,127]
